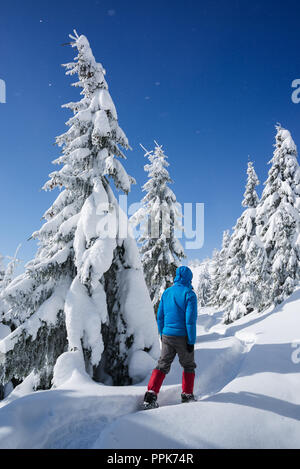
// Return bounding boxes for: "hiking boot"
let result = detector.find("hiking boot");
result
[142,390,159,410]
[181,392,197,403]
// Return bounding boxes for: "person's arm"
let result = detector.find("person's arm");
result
[157,295,164,337]
[185,290,198,345]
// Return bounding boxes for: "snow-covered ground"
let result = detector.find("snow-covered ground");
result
[0,289,300,449]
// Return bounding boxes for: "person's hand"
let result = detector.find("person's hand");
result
[187,343,194,353]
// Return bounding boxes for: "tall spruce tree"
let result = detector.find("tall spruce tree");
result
[223,161,267,323]
[130,142,185,315]
[0,31,159,392]
[256,125,300,307]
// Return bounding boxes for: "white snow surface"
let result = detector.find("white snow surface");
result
[0,289,300,448]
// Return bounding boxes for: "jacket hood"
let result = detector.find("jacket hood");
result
[174,266,193,287]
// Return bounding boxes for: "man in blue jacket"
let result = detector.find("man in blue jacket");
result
[143,266,198,409]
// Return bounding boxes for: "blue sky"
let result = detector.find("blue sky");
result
[1,0,300,268]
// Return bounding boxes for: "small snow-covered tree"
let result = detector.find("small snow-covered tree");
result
[130,142,185,315]
[256,125,300,307]
[0,31,159,392]
[0,245,21,324]
[208,230,230,308]
[242,161,260,209]
[207,248,220,307]
[196,261,211,307]
[0,246,20,399]
[214,229,231,307]
[222,162,267,323]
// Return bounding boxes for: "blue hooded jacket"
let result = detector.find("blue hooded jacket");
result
[157,266,198,345]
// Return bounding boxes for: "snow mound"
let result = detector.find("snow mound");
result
[52,351,88,388]
[128,350,156,384]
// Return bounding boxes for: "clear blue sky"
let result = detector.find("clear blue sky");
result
[1,0,300,268]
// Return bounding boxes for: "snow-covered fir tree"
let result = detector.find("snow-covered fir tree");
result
[215,229,231,307]
[208,248,220,307]
[0,31,159,393]
[0,245,21,319]
[209,230,230,307]
[130,142,185,315]
[242,161,260,209]
[0,246,20,399]
[222,161,267,323]
[256,125,300,307]
[196,261,211,307]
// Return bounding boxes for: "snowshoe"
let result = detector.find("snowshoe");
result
[181,392,197,403]
[142,391,159,410]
